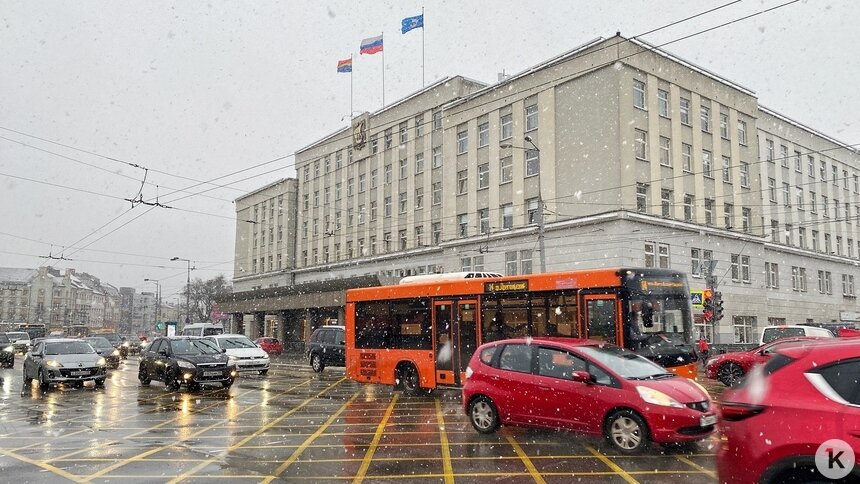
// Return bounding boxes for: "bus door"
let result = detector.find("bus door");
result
[434,300,479,386]
[582,294,620,345]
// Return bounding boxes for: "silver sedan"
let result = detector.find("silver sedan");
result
[22,338,108,390]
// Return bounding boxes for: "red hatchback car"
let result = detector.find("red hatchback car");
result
[705,337,822,386]
[718,338,860,483]
[462,338,716,453]
[254,337,283,356]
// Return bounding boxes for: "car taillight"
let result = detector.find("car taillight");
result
[719,402,765,422]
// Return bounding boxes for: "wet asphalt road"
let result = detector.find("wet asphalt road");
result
[0,355,721,483]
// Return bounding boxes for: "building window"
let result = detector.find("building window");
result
[432,222,441,245]
[733,316,755,344]
[681,143,692,172]
[766,139,774,162]
[399,230,407,250]
[833,165,839,185]
[825,233,832,254]
[336,151,343,169]
[384,128,393,149]
[370,201,377,221]
[415,114,424,137]
[690,248,712,277]
[432,182,442,205]
[520,250,533,275]
[415,187,424,209]
[794,151,802,172]
[525,150,540,177]
[724,203,733,229]
[720,113,729,139]
[730,254,740,282]
[500,157,513,184]
[765,262,779,289]
[500,204,513,229]
[505,251,518,276]
[370,169,378,188]
[739,162,750,188]
[399,158,408,179]
[782,182,791,207]
[742,208,751,233]
[785,223,794,246]
[457,127,468,154]
[659,137,670,166]
[415,153,424,174]
[843,274,856,297]
[683,194,694,222]
[644,241,669,268]
[384,164,392,183]
[679,97,691,125]
[384,196,391,217]
[722,156,732,183]
[457,170,468,194]
[525,104,539,131]
[526,197,539,224]
[358,174,366,193]
[661,189,672,217]
[477,122,489,148]
[812,230,819,251]
[500,114,513,140]
[780,145,789,168]
[820,160,827,180]
[478,163,490,189]
[790,266,808,292]
[478,208,489,234]
[633,79,646,109]
[313,160,320,177]
[399,192,408,213]
[636,184,648,213]
[704,198,714,226]
[737,120,747,145]
[432,146,442,168]
[383,233,391,253]
[432,110,442,130]
[657,89,669,117]
[822,195,829,218]
[795,187,804,210]
[458,214,468,237]
[347,178,355,197]
[700,103,711,132]
[634,129,647,160]
[702,150,712,178]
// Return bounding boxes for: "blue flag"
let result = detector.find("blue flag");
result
[401,14,423,34]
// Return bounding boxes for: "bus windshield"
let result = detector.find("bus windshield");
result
[629,295,691,342]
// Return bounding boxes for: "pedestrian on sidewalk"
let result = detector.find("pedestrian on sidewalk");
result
[697,334,710,366]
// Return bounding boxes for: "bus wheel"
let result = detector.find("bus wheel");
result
[397,363,421,395]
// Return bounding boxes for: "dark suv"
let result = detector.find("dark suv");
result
[0,333,14,368]
[306,325,345,372]
[138,336,237,391]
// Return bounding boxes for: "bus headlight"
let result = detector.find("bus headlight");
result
[636,386,684,408]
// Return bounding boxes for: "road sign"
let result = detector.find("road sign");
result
[155,322,164,330]
[690,291,704,308]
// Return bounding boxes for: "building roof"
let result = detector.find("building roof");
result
[233,178,294,203]
[0,268,36,284]
[759,105,859,155]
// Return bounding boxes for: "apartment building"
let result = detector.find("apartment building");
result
[228,34,860,344]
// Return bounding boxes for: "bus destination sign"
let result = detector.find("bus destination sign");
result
[485,280,529,293]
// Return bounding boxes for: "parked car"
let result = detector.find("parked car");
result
[718,338,860,483]
[0,333,15,368]
[206,334,270,375]
[759,324,833,344]
[22,338,107,389]
[255,337,283,356]
[306,325,346,372]
[84,336,121,369]
[138,336,237,391]
[704,336,823,386]
[6,331,31,353]
[462,338,715,453]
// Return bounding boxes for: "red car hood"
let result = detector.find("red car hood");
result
[636,377,710,403]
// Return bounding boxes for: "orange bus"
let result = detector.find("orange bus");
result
[346,268,698,393]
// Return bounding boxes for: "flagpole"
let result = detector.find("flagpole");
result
[381,31,385,106]
[350,54,353,119]
[421,7,425,87]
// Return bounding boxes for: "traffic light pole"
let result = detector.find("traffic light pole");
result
[705,261,718,344]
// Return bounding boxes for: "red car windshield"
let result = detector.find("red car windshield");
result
[578,345,673,380]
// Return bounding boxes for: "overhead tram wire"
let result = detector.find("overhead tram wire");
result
[29,1,808,259]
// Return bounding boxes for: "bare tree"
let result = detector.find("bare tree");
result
[182,275,231,324]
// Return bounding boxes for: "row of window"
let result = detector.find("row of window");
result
[299,224,445,267]
[251,195,284,223]
[632,78,748,144]
[633,129,751,185]
[637,186,753,230]
[766,179,860,222]
[457,103,539,155]
[767,221,860,258]
[763,138,860,194]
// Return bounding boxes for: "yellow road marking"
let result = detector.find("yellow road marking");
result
[676,454,717,479]
[352,392,399,484]
[506,434,547,484]
[0,448,88,483]
[168,378,347,483]
[587,446,639,484]
[261,391,360,483]
[82,378,315,481]
[434,399,454,484]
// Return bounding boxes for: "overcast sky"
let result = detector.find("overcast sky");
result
[1,0,857,301]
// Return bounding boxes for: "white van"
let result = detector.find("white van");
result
[180,323,224,337]
[759,325,834,344]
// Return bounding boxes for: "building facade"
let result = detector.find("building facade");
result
[227,35,860,345]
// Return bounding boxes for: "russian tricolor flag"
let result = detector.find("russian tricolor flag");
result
[359,35,383,55]
[337,58,352,73]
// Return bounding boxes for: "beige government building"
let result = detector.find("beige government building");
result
[220,34,860,346]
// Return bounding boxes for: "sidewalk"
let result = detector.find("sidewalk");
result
[268,350,310,368]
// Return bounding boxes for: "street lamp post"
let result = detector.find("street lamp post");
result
[500,135,546,273]
[143,278,161,335]
[171,257,193,328]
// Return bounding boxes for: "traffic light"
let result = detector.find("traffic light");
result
[702,289,714,323]
[713,292,724,321]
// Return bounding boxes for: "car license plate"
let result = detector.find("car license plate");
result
[203,371,221,377]
[700,415,717,427]
[70,370,90,376]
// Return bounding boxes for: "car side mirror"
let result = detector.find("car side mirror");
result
[570,370,593,384]
[222,348,227,353]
